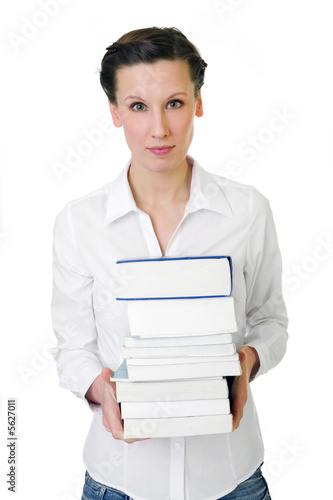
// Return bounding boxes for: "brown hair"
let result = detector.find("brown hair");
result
[100,27,208,105]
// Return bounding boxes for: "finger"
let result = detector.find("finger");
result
[231,383,245,426]
[103,416,124,440]
[237,349,251,382]
[124,438,148,444]
[231,375,248,430]
[238,349,247,366]
[103,393,124,439]
[232,392,245,430]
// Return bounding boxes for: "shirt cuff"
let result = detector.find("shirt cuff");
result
[244,341,269,380]
[77,362,104,407]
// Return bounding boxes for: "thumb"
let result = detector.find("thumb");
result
[101,367,113,383]
[238,348,247,366]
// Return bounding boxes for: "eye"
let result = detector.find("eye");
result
[130,102,147,112]
[167,99,183,109]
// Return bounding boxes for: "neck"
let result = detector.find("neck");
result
[128,157,192,210]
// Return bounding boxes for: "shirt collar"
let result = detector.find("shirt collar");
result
[104,155,233,226]
[104,158,138,225]
[186,156,233,217]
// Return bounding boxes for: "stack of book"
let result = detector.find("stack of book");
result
[112,256,241,439]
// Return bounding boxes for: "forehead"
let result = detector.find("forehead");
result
[115,59,194,99]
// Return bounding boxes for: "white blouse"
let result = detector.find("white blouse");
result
[51,155,288,500]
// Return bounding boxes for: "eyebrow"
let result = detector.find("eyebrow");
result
[124,91,188,102]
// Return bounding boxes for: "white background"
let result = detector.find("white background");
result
[0,0,332,498]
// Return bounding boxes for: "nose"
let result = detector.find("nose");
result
[150,109,169,139]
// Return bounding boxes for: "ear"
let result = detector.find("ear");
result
[108,100,123,128]
[195,92,204,117]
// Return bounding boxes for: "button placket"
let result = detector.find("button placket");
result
[170,437,185,500]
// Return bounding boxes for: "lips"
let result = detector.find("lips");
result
[148,146,175,156]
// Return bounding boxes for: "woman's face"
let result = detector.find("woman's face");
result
[109,59,203,174]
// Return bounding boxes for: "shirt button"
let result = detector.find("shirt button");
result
[175,442,181,450]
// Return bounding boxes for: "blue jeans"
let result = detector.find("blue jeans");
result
[81,471,134,499]
[81,467,271,499]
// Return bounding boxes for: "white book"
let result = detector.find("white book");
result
[121,343,236,359]
[123,414,233,438]
[115,378,229,403]
[126,354,239,365]
[116,256,232,300]
[127,296,237,337]
[124,333,234,348]
[120,398,230,418]
[126,360,241,381]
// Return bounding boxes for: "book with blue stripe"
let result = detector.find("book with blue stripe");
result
[126,296,237,337]
[116,256,232,300]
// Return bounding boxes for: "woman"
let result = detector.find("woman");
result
[51,27,288,500]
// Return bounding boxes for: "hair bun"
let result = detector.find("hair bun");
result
[105,43,118,53]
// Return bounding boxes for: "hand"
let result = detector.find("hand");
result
[230,346,260,431]
[86,367,146,443]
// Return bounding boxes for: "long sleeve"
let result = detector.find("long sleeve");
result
[51,204,103,400]
[244,189,289,378]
